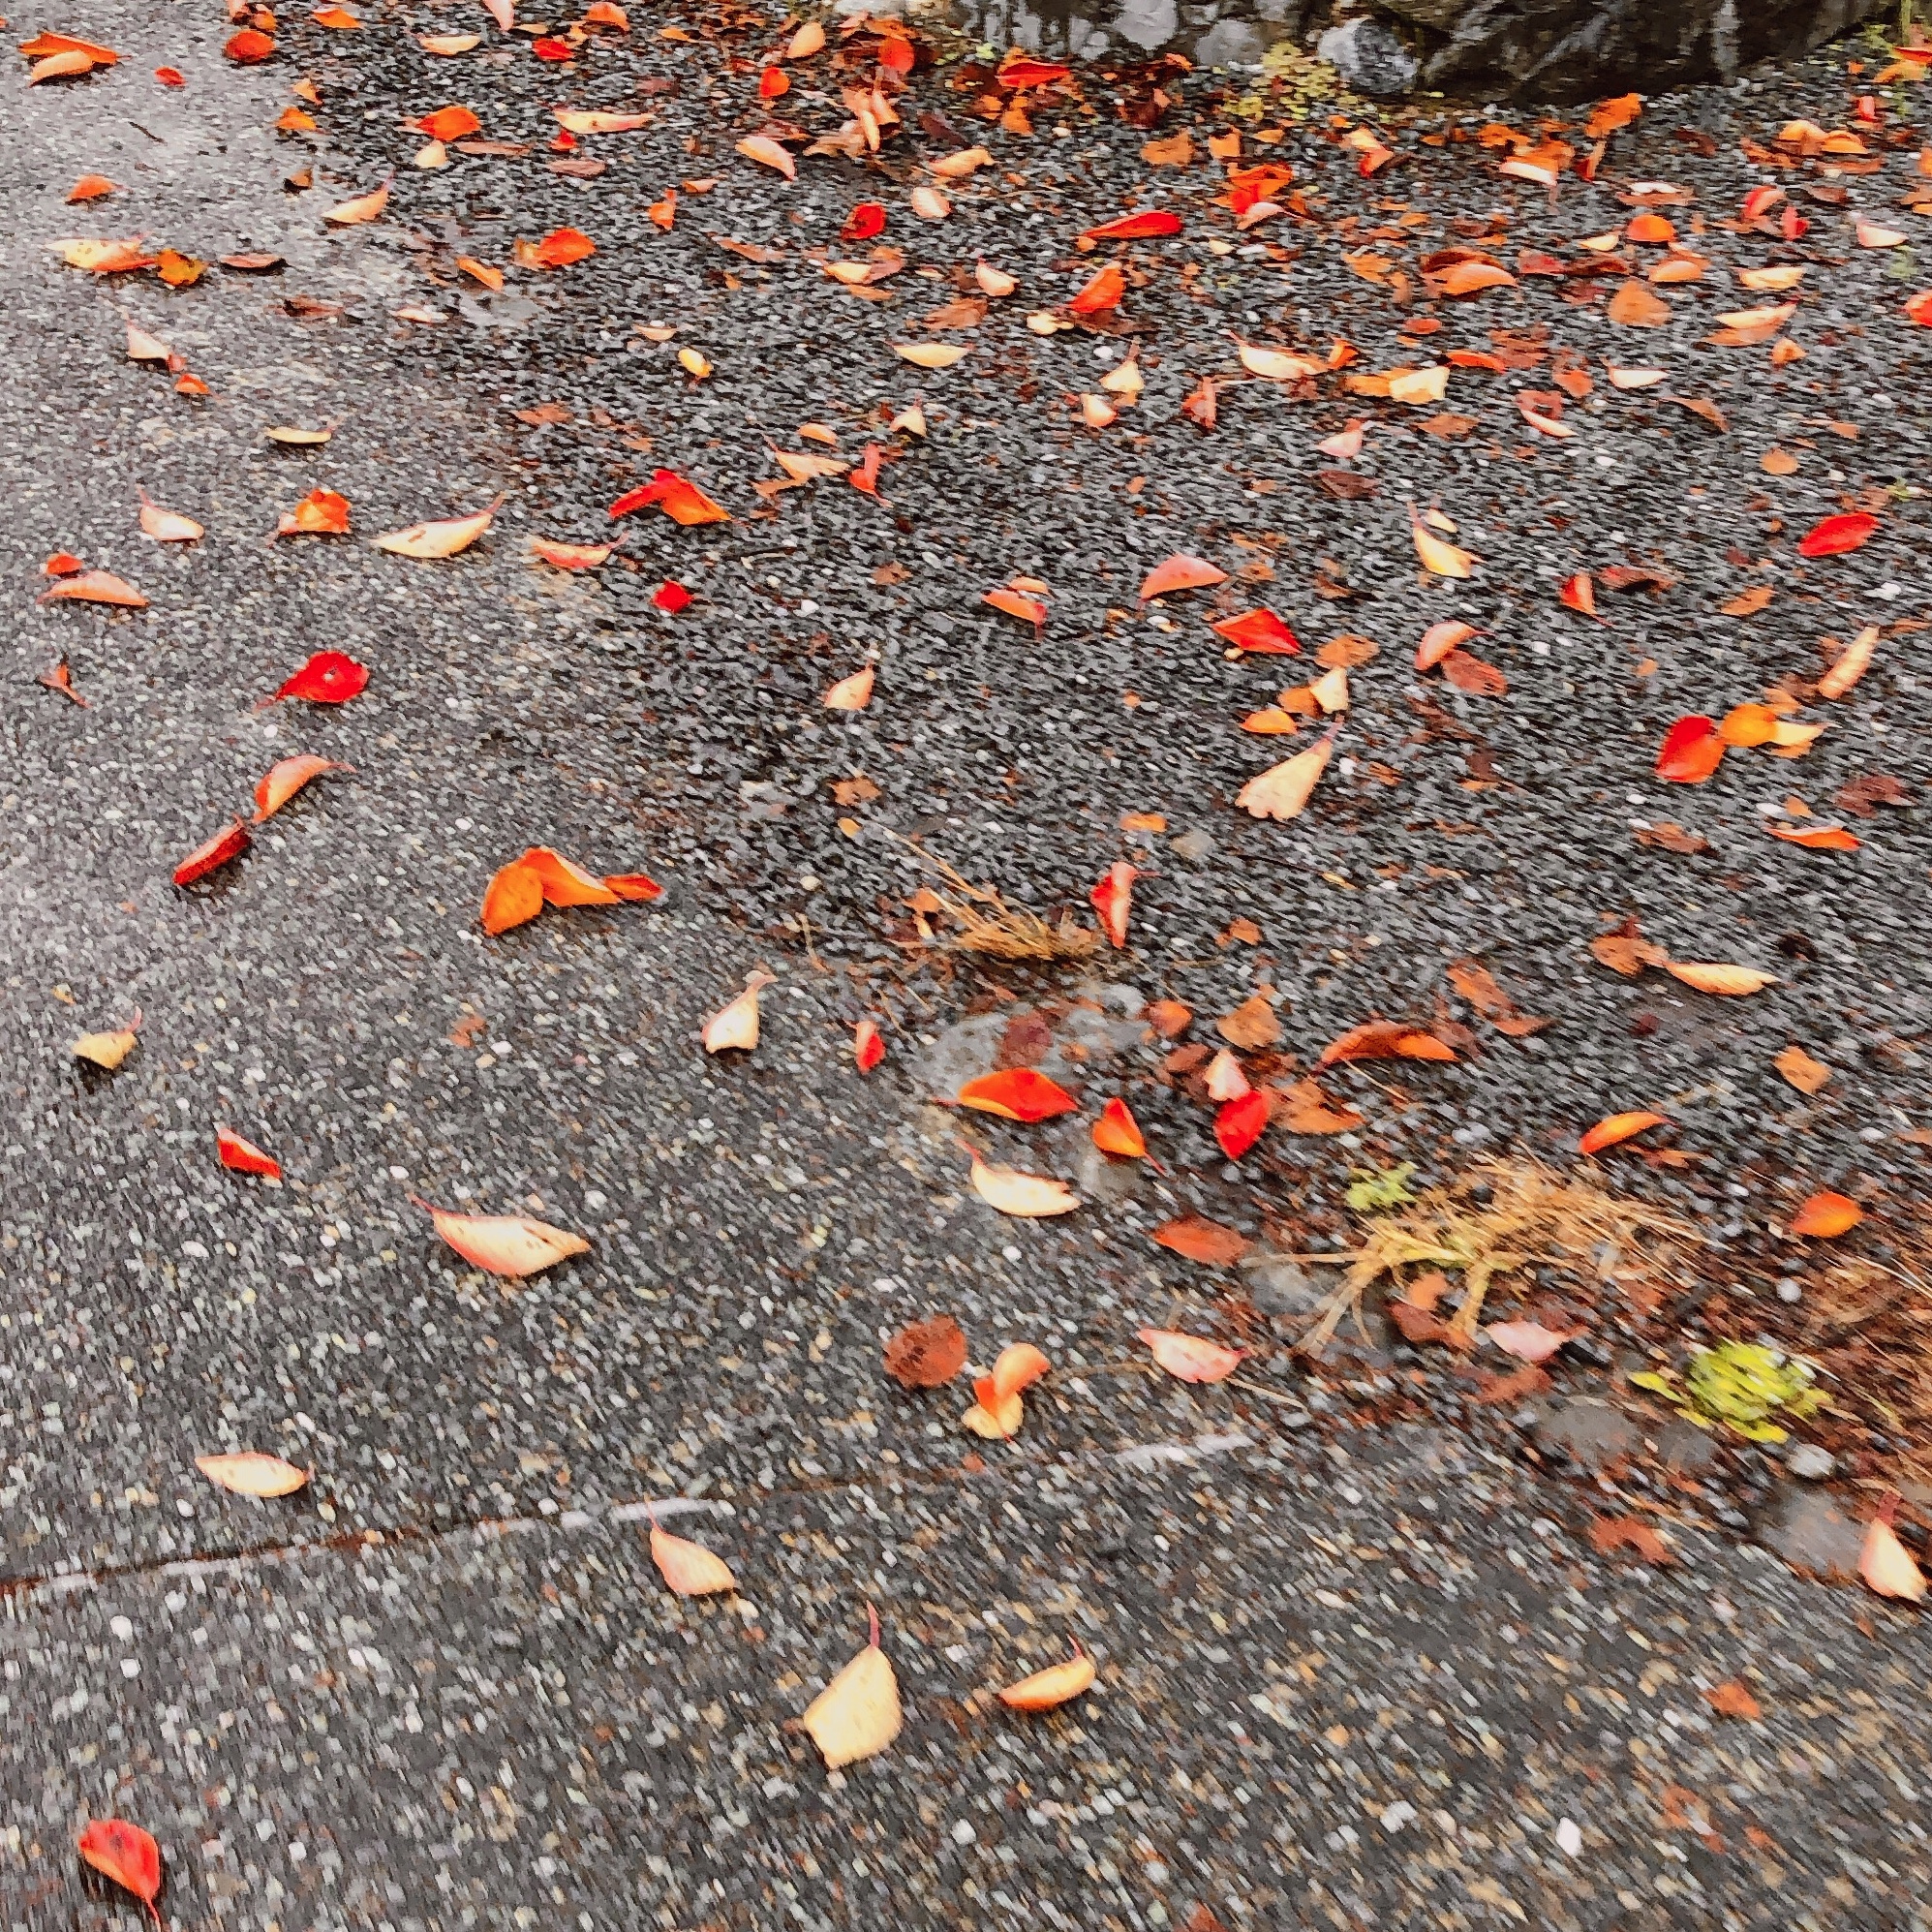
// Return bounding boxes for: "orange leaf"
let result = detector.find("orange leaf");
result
[253,753,349,820]
[1138,553,1226,601]
[415,104,481,140]
[50,237,157,273]
[1319,1022,1456,1066]
[737,134,796,179]
[374,502,497,557]
[957,1068,1079,1122]
[197,1450,308,1495]
[1790,1190,1861,1238]
[1607,280,1670,326]
[883,1315,967,1388]
[1139,1329,1242,1383]
[1718,701,1778,746]
[1704,1678,1763,1721]
[1663,961,1775,996]
[20,31,120,60]
[77,1821,163,1925]
[1655,715,1724,783]
[1768,822,1859,851]
[275,486,351,538]
[1589,1516,1671,1564]
[67,172,117,201]
[1089,1096,1147,1159]
[1211,607,1300,655]
[217,1126,282,1179]
[1579,1109,1668,1154]
[225,26,276,60]
[1066,261,1124,315]
[39,567,145,608]
[997,1641,1096,1711]
[531,224,595,266]
[1860,1516,1926,1601]
[823,663,874,711]
[414,1198,590,1276]
[650,1524,737,1595]
[173,818,249,885]
[983,584,1046,629]
[1585,92,1641,138]
[529,537,611,569]
[1436,260,1516,296]
[1151,1215,1248,1266]
[480,860,544,934]
[802,1608,901,1767]
[323,182,390,226]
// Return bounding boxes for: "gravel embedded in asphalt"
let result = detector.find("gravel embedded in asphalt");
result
[4,4,1931,1925]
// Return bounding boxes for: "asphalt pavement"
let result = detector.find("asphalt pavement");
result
[2,3,1929,1926]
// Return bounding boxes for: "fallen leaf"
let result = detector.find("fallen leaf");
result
[67,172,118,202]
[803,1606,902,1768]
[883,1315,968,1388]
[737,134,796,179]
[853,1018,885,1072]
[252,754,348,822]
[1705,1678,1763,1721]
[1721,584,1774,618]
[1579,1109,1668,1154]
[1768,821,1859,852]
[137,492,201,543]
[1760,447,1799,475]
[1485,1320,1573,1364]
[1790,1190,1861,1238]
[173,818,249,887]
[1216,995,1280,1051]
[1140,554,1226,600]
[1818,625,1876,700]
[1774,1045,1830,1094]
[39,568,148,607]
[650,1525,736,1595]
[415,104,481,140]
[1152,1215,1247,1266]
[1273,1078,1363,1135]
[73,1013,141,1069]
[374,502,497,558]
[273,650,368,703]
[1439,649,1508,696]
[1796,511,1877,559]
[1319,1022,1456,1066]
[274,487,351,538]
[1214,1089,1269,1160]
[1607,281,1671,325]
[217,1124,281,1177]
[1412,518,1477,578]
[414,1198,590,1276]
[997,1641,1096,1711]
[1589,1516,1671,1564]
[1211,608,1299,654]
[322,181,390,226]
[527,224,595,267]
[969,1157,1078,1217]
[823,663,875,711]
[1664,962,1775,996]
[1139,1329,1243,1383]
[609,469,729,525]
[1860,1515,1926,1602]
[1089,1096,1147,1159]
[702,971,775,1053]
[957,1068,1079,1122]
[197,1450,307,1495]
[225,26,276,60]
[1655,715,1724,783]
[77,1821,163,1924]
[1590,919,1669,976]
[1237,734,1334,820]
[37,657,90,706]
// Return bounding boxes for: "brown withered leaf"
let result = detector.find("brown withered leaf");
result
[1152,1215,1250,1267]
[1597,563,1675,593]
[1773,1044,1830,1094]
[1705,1678,1763,1721]
[283,293,345,321]
[873,560,909,585]
[1721,583,1773,618]
[1216,994,1280,1050]
[514,403,573,425]
[1390,1300,1454,1345]
[919,297,987,331]
[711,233,783,262]
[550,157,607,179]
[832,774,881,807]
[1420,412,1478,440]
[1589,1515,1671,1563]
[1273,1079,1363,1134]
[1670,393,1729,433]
[1315,468,1378,500]
[1145,998,1192,1039]
[1635,821,1712,854]
[1439,649,1508,696]
[1467,1363,1550,1404]
[1834,772,1911,816]
[453,138,532,157]
[1590,916,1668,977]
[1446,959,1550,1038]
[883,1315,968,1389]
[1316,633,1378,668]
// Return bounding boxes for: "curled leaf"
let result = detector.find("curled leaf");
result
[39,569,147,607]
[1090,1096,1147,1159]
[1139,1328,1242,1383]
[197,1451,308,1496]
[173,818,249,886]
[216,1127,282,1179]
[1579,1109,1667,1154]
[414,1198,591,1276]
[1139,553,1226,601]
[823,663,875,710]
[1655,715,1724,783]
[997,1641,1096,1711]
[968,1157,1078,1217]
[737,135,796,179]
[853,1019,886,1072]
[803,1606,901,1768]
[73,1011,141,1070]
[702,971,775,1053]
[374,502,496,558]
[957,1068,1078,1122]
[1860,1516,1926,1602]
[275,487,351,538]
[1663,962,1775,997]
[323,181,390,226]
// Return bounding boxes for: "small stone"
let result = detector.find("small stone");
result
[1533,1398,1640,1473]
[950,1819,975,1846]
[1776,1278,1803,1304]
[1168,827,1214,863]
[1652,1417,1720,1476]
[1556,1818,1583,1857]
[1194,18,1265,66]
[1379,1799,1417,1832]
[1786,1442,1834,1482]
[1755,1485,1863,1579]
[1316,16,1419,96]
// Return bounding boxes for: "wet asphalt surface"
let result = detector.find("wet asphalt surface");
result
[2,1,1930,1925]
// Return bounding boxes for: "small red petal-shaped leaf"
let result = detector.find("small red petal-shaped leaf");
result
[842,200,887,242]
[957,1068,1080,1122]
[274,650,368,704]
[1214,1089,1270,1160]
[1578,1109,1668,1154]
[77,1820,163,1922]
[1081,209,1182,242]
[173,818,249,886]
[217,1126,282,1178]
[1790,1189,1862,1238]
[854,1018,886,1072]
[1139,553,1227,601]
[1795,511,1877,559]
[1210,607,1300,654]
[1066,262,1124,315]
[1654,715,1724,783]
[653,580,692,612]
[1089,861,1135,947]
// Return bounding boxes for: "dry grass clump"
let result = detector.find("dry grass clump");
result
[1299,1156,1701,1355]
[893,838,1100,963]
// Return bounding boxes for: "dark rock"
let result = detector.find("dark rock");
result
[1755,1487,1864,1581]
[1373,0,1889,103]
[1652,1418,1720,1476]
[1316,15,1419,95]
[1533,1398,1639,1473]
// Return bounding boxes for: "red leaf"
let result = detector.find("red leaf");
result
[155,64,185,84]
[1090,1095,1147,1159]
[274,650,368,704]
[758,65,788,97]
[224,26,275,61]
[853,1019,886,1072]
[1655,714,1724,783]
[957,1068,1079,1122]
[531,35,572,59]
[173,818,249,886]
[653,580,691,612]
[217,1126,282,1178]
[842,201,886,242]
[77,1820,163,1925]
[997,50,1069,87]
[1089,861,1135,947]
[1214,1089,1270,1160]
[1081,209,1182,242]
[1139,553,1227,601]
[610,469,729,525]
[1151,1214,1249,1265]
[1210,607,1300,655]
[1796,511,1877,559]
